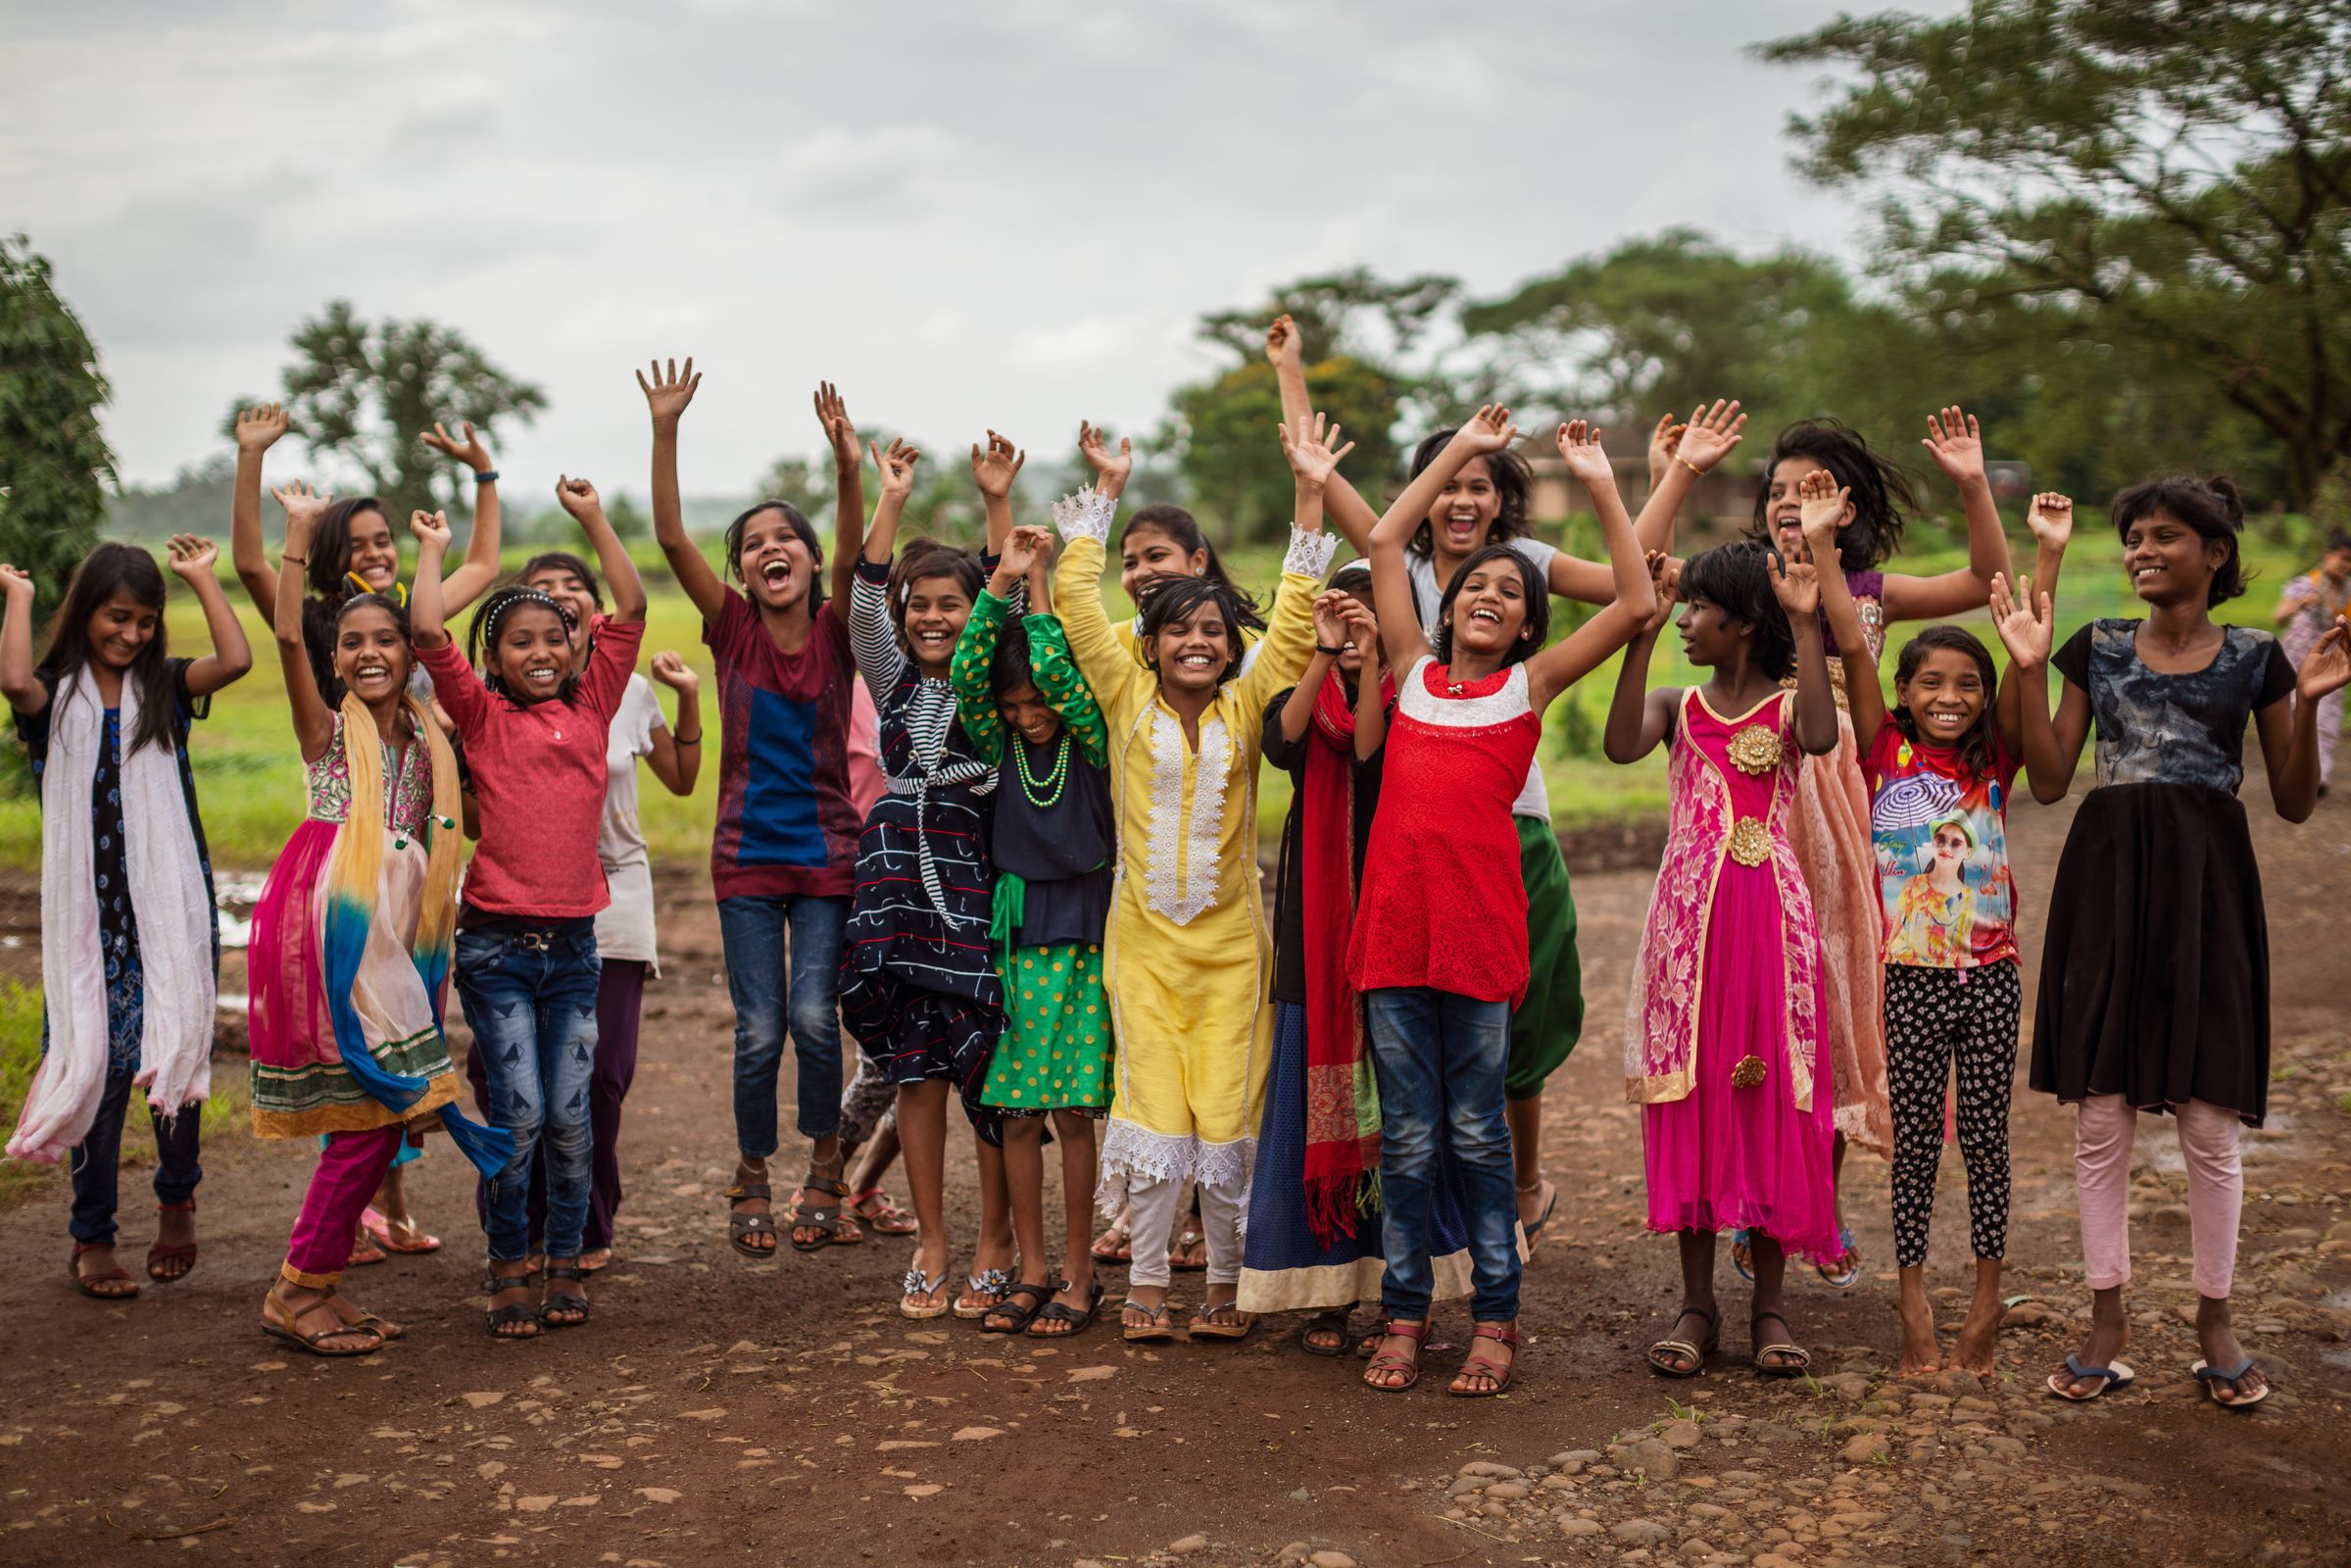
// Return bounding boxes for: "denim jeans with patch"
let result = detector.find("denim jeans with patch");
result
[1363,986,1520,1323]
[716,894,850,1155]
[457,918,601,1262]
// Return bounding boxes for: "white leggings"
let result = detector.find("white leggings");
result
[2075,1096,2243,1300]
[1124,1175,1245,1289]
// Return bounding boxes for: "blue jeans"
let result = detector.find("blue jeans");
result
[1363,987,1520,1322]
[457,918,601,1261]
[70,1064,202,1245]
[716,894,850,1155]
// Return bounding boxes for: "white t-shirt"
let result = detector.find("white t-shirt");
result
[593,673,663,968]
[1404,535,1558,822]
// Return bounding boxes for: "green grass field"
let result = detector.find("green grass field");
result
[0,524,2316,872]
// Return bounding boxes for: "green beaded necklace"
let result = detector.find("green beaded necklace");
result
[1016,730,1070,808]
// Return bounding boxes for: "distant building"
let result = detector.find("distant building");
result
[1523,424,1757,549]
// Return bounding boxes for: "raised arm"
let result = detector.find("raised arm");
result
[1370,407,1518,667]
[1769,548,1839,756]
[1602,572,1680,763]
[639,357,726,621]
[1051,486,1134,714]
[1796,469,1884,740]
[419,420,504,613]
[861,438,920,567]
[1265,314,1381,555]
[642,652,703,796]
[1883,404,2003,621]
[1076,420,1132,514]
[1524,421,1659,710]
[1342,597,1387,761]
[270,485,338,760]
[1988,569,2057,784]
[952,567,1015,767]
[2266,618,2348,822]
[971,431,1026,557]
[227,402,291,618]
[164,532,252,698]
[1991,493,2072,751]
[1276,592,1351,745]
[1238,416,1349,712]
[815,381,865,611]
[556,476,647,622]
[409,511,455,651]
[1543,400,1748,605]
[0,564,41,715]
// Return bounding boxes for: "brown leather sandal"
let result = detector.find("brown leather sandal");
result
[1449,1320,1520,1397]
[726,1181,778,1256]
[68,1242,139,1299]
[1363,1320,1430,1392]
[147,1200,198,1283]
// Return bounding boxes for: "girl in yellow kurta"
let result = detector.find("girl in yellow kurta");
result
[1053,416,1347,1340]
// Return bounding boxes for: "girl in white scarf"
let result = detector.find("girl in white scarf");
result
[2,539,251,1298]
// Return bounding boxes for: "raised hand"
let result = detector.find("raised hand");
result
[1311,588,1350,652]
[1278,412,1357,490]
[1078,420,1133,490]
[1674,399,1747,474]
[269,480,332,532]
[0,564,32,602]
[236,403,289,455]
[814,382,858,471]
[970,431,1027,500]
[410,510,453,552]
[1448,405,1519,458]
[869,438,922,501]
[1340,595,1380,659]
[1796,467,1850,557]
[650,650,699,692]
[1638,551,1680,635]
[998,523,1053,583]
[1264,313,1303,372]
[1555,418,1613,488]
[2298,616,2351,702]
[637,357,701,425]
[1645,413,1688,490]
[1768,538,1821,618]
[557,476,603,520]
[420,419,493,472]
[1987,570,2054,670]
[1921,405,1986,486]
[165,534,219,580]
[2026,490,2074,550]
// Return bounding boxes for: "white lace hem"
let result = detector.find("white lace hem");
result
[1283,526,1340,579]
[1052,486,1116,544]
[1095,1120,1256,1205]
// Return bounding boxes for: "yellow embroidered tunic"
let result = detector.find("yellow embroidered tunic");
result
[1054,495,1331,1193]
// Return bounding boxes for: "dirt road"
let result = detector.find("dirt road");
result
[2,785,2347,1568]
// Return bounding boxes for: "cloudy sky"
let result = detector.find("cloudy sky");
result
[8,2,1944,496]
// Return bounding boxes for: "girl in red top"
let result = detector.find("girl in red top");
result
[1352,409,1656,1397]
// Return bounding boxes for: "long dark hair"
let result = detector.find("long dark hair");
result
[1680,541,1796,682]
[298,496,393,707]
[1406,428,1533,558]
[1119,504,1244,599]
[724,501,826,611]
[1139,574,1262,687]
[1891,625,2000,782]
[2111,471,2249,607]
[465,586,579,707]
[1750,419,1916,573]
[1433,543,1547,666]
[36,543,178,758]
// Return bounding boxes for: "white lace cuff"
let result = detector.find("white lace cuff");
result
[1282,526,1341,579]
[1051,485,1115,544]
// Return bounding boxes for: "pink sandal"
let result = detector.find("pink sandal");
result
[1362,1320,1430,1393]
[362,1205,442,1254]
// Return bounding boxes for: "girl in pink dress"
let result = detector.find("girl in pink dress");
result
[1607,540,1840,1379]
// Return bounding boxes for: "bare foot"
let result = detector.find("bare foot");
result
[1897,1270,1941,1375]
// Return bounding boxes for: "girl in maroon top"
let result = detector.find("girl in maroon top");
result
[1352,410,1656,1397]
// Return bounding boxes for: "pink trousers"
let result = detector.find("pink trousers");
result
[2075,1095,2242,1300]
[282,1125,405,1288]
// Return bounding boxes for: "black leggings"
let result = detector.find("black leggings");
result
[1885,961,2019,1268]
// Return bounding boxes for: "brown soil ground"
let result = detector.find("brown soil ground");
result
[1,781,2348,1568]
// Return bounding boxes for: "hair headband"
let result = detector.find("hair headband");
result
[481,588,573,649]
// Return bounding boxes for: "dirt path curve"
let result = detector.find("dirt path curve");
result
[2,787,2348,1568]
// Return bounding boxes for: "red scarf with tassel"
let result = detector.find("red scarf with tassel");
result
[1300,663,1395,1248]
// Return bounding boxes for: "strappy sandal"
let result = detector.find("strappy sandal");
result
[328,1293,405,1341]
[1450,1321,1521,1397]
[482,1269,541,1339]
[955,1267,1013,1321]
[539,1265,592,1329]
[1190,1300,1256,1341]
[900,1267,951,1321]
[68,1241,139,1299]
[1298,1307,1356,1357]
[262,1294,385,1358]
[981,1279,1054,1335]
[852,1186,918,1237]
[1091,1216,1134,1264]
[790,1171,857,1252]
[147,1200,198,1283]
[1362,1320,1430,1392]
[1647,1304,1720,1378]
[2191,1357,2269,1409]
[1027,1281,1104,1338]
[726,1181,778,1257]
[1750,1311,1811,1378]
[1122,1299,1184,1344]
[1169,1218,1208,1273]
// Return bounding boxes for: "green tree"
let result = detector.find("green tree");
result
[246,299,546,522]
[0,234,115,625]
[1758,0,2351,504]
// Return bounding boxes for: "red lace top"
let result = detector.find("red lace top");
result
[1347,656,1542,1005]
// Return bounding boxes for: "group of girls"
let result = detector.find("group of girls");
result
[9,329,2345,1407]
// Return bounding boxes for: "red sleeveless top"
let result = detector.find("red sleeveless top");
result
[1347,656,1543,1005]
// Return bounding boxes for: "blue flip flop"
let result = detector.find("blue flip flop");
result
[2191,1357,2270,1409]
[1730,1228,1756,1284]
[2045,1353,2135,1401]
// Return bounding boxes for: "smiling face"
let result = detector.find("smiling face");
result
[522,564,600,649]
[345,505,400,593]
[899,573,972,674]
[335,604,412,707]
[1443,558,1531,659]
[1118,524,1207,608]
[738,510,818,612]
[1895,646,1987,745]
[84,589,160,671]
[493,605,571,702]
[998,680,1062,747]
[1763,455,1834,556]
[2122,507,2226,606]
[1147,601,1234,695]
[1427,456,1502,562]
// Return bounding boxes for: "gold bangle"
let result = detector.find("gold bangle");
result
[1680,459,1704,478]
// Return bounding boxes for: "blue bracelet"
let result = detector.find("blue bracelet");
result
[472,468,499,484]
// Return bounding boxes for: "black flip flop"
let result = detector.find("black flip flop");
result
[1297,1307,1356,1357]
[980,1279,1054,1335]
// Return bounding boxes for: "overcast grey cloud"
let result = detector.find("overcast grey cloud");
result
[5,2,1946,495]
